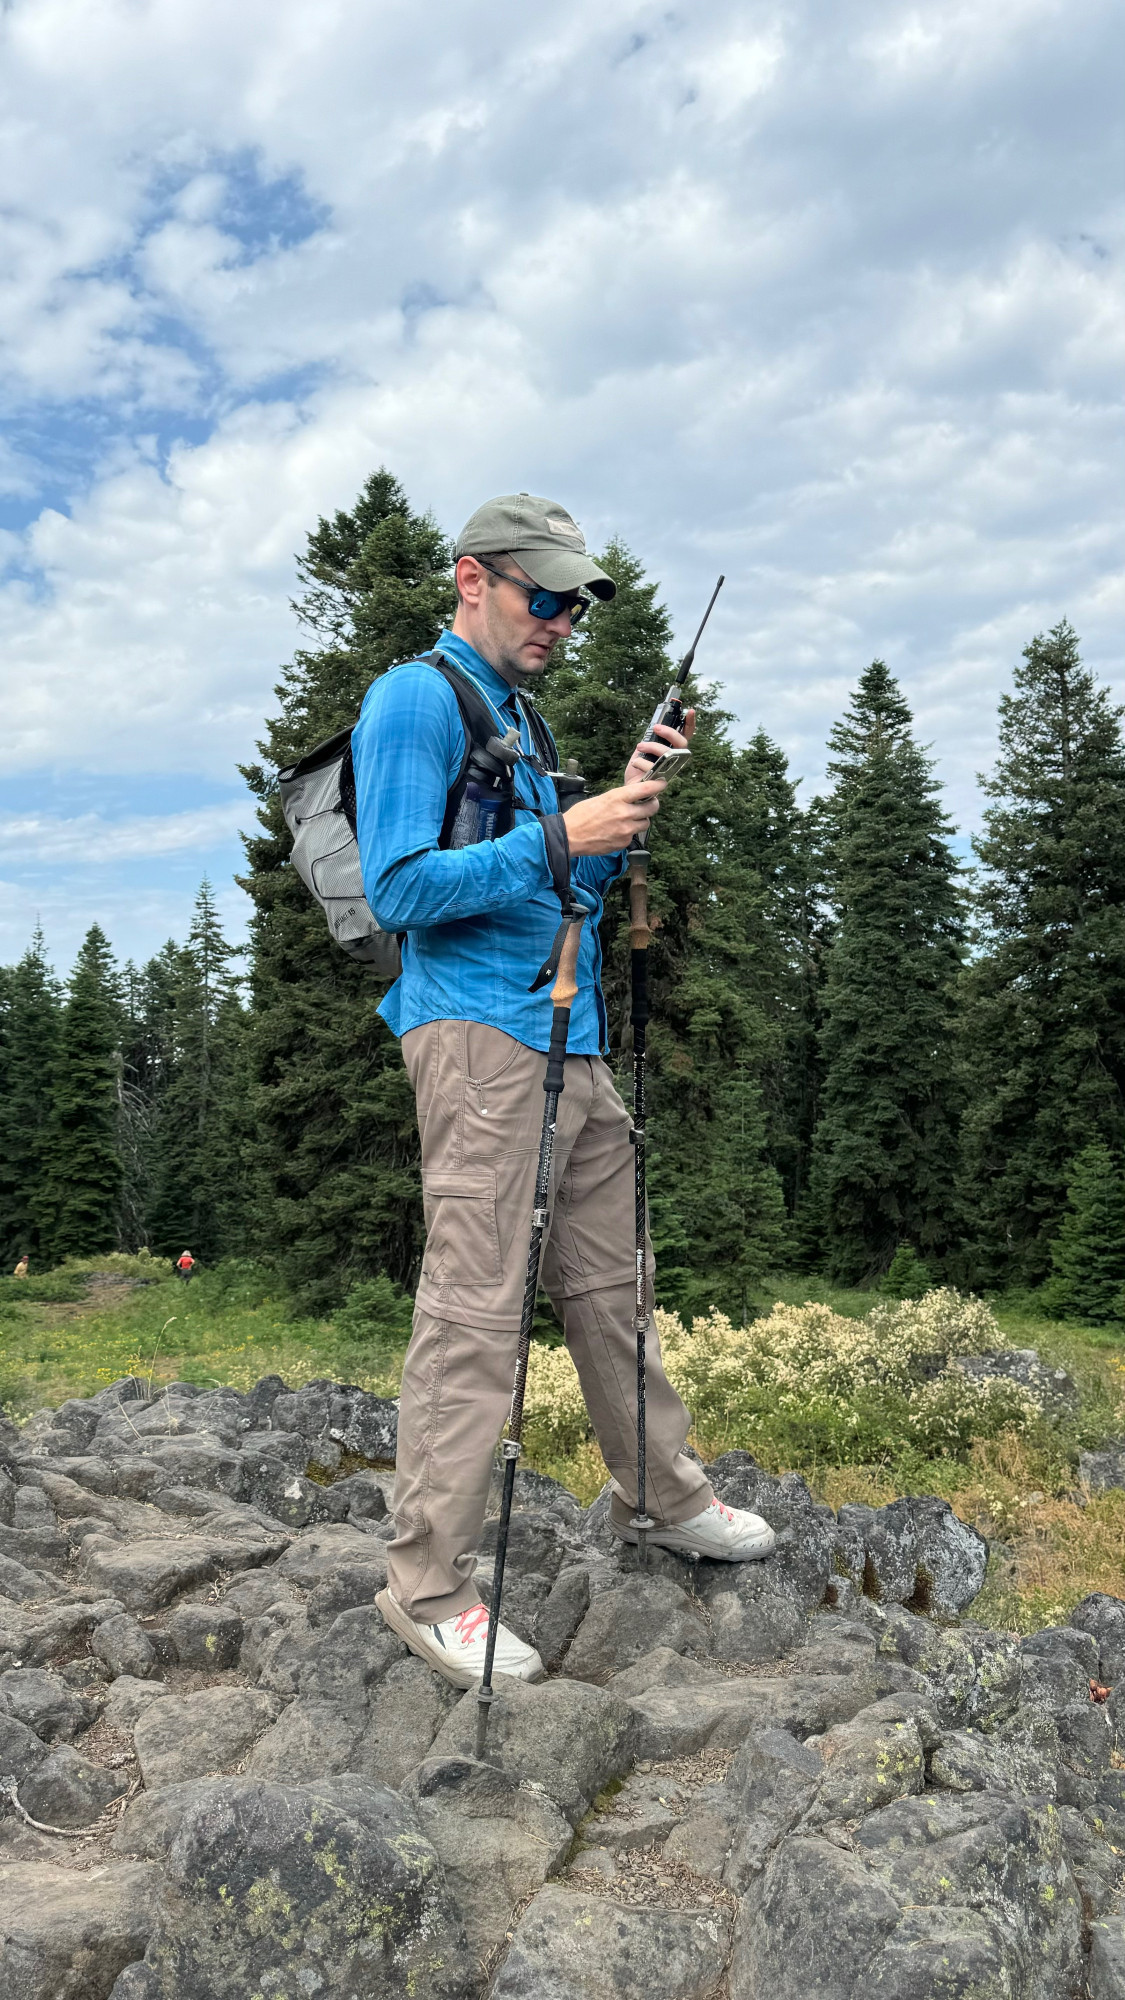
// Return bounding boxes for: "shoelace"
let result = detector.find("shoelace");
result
[710,1500,735,1524]
[453,1603,490,1647]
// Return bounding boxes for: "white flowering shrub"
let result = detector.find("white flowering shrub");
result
[521,1288,1045,1469]
[523,1341,592,1455]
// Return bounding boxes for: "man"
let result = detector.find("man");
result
[175,1251,195,1283]
[353,492,774,1691]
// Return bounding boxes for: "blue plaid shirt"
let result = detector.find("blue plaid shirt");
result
[351,630,627,1054]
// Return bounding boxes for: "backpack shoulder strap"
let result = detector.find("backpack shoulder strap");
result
[417,650,516,849]
[517,693,559,772]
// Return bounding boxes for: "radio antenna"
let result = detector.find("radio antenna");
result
[677,574,724,681]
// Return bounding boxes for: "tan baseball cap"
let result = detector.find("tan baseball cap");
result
[453,492,616,600]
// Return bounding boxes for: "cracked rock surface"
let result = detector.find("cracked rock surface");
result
[0,1373,1121,1999]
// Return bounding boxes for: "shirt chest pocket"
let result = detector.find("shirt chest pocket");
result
[420,1168,503,1288]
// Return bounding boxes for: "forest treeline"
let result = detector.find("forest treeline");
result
[2,471,1123,1322]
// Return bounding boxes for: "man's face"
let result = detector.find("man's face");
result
[456,556,576,684]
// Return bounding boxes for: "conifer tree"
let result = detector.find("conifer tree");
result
[733,730,827,1218]
[148,882,249,1262]
[808,662,964,1282]
[539,540,788,1312]
[35,926,123,1261]
[118,943,179,1249]
[960,623,1125,1284]
[883,1244,935,1299]
[0,928,62,1264]
[240,470,454,1306]
[1043,1143,1125,1323]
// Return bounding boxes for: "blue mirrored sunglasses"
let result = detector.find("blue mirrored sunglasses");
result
[477,557,591,626]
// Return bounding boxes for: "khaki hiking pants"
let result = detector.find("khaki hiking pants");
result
[389,1020,713,1623]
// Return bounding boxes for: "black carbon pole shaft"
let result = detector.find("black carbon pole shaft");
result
[627,843,654,1566]
[475,910,585,1759]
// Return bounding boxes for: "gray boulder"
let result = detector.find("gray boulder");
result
[533,1564,590,1670]
[955,1347,1078,1412]
[929,1709,1059,1799]
[103,1676,169,1732]
[1091,1915,1125,1999]
[563,1575,708,1682]
[112,1780,223,1860]
[492,1885,733,2000]
[721,1726,824,1888]
[133,1688,282,1788]
[1079,1446,1125,1494]
[164,1603,243,1670]
[698,1455,836,1660]
[0,1859,161,1999]
[1072,1592,1125,1684]
[856,1790,1083,1997]
[19,1744,129,1828]
[271,1520,380,1589]
[271,1381,399,1462]
[622,1664,919,1762]
[429,1673,635,1825]
[864,1905,1017,1997]
[803,1698,926,1827]
[837,1497,986,1616]
[0,1666,92,1742]
[328,1470,389,1521]
[408,1756,571,1960]
[732,1834,902,2000]
[881,1611,1022,1729]
[115,1777,471,1998]
[78,1529,287,1613]
[92,1612,156,1679]
[243,1697,361,1782]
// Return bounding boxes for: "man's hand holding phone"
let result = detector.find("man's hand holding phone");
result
[565,712,695,859]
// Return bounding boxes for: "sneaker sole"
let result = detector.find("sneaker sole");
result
[610,1524,776,1561]
[375,1587,544,1690]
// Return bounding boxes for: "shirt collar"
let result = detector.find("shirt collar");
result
[436,630,520,713]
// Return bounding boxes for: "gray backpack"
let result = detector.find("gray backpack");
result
[278,651,573,978]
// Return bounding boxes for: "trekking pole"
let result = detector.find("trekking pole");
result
[475,903,586,1760]
[627,576,724,1568]
[626,839,654,1565]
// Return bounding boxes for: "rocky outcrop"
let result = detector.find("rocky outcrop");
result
[0,1372,1119,1999]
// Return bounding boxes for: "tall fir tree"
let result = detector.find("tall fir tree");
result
[808,661,964,1283]
[34,925,123,1262]
[0,928,62,1265]
[733,730,827,1219]
[539,539,788,1313]
[148,882,249,1262]
[240,470,454,1306]
[960,623,1125,1284]
[1042,1143,1125,1324]
[117,942,179,1249]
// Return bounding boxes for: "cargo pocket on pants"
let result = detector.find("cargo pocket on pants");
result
[420,1168,503,1289]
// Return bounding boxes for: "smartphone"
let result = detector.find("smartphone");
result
[640,747,692,783]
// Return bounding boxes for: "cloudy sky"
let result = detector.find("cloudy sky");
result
[0,0,1120,973]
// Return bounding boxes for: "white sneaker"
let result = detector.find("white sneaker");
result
[613,1496,775,1562]
[376,1587,544,1690]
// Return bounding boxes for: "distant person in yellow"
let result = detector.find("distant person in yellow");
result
[12,1256,28,1278]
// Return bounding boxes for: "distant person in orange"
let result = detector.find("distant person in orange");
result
[12,1255,28,1278]
[175,1251,196,1284]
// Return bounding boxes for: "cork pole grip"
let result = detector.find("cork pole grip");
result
[628,850,651,952]
[551,916,583,1010]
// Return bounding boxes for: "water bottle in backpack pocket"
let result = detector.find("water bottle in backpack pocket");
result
[447,727,521,848]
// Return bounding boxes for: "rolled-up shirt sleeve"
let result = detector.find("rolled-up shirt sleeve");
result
[351,664,555,930]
